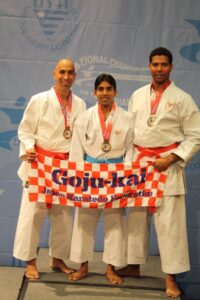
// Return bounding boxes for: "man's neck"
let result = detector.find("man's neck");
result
[100,102,114,112]
[99,103,114,120]
[101,106,111,113]
[152,80,171,92]
[55,86,71,105]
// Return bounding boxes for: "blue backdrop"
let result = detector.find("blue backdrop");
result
[0,0,200,298]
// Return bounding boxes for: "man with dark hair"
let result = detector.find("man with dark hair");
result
[149,47,173,64]
[117,47,200,297]
[68,73,134,284]
[13,59,86,279]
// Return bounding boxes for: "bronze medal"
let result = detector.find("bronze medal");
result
[101,141,112,152]
[147,115,156,127]
[63,127,72,139]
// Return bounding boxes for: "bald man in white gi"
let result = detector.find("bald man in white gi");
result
[68,74,134,284]
[13,59,86,279]
[117,47,200,298]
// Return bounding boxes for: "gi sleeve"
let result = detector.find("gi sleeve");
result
[18,95,42,159]
[172,95,200,166]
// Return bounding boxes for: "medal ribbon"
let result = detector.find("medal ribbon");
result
[98,103,116,142]
[150,80,171,114]
[54,87,72,129]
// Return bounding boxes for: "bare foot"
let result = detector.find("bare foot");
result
[25,259,39,279]
[166,274,182,298]
[68,261,88,281]
[116,264,140,277]
[106,264,123,284]
[51,257,74,274]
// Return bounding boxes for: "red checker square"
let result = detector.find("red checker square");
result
[38,154,45,163]
[58,185,66,192]
[90,203,98,209]
[38,169,44,177]
[105,202,112,208]
[29,177,38,185]
[123,186,131,193]
[151,180,158,189]
[84,163,93,171]
[74,202,82,207]
[68,161,77,169]
[159,173,167,183]
[156,190,164,198]
[100,164,108,171]
[120,198,128,208]
[115,163,124,171]
[44,164,52,173]
[137,183,145,190]
[90,188,99,194]
[45,195,53,204]
[148,197,156,207]
[29,193,38,202]
[134,197,142,206]
[45,178,52,187]
[53,159,61,168]
[107,187,115,194]
[124,169,132,177]
[31,161,38,169]
[91,171,100,178]
[132,162,140,169]
[38,186,45,193]
[146,172,154,181]
[75,170,84,177]
[74,187,83,193]
[59,197,67,205]
[45,194,53,203]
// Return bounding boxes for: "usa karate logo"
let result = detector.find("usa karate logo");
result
[19,0,79,51]
[0,97,26,150]
[180,19,200,64]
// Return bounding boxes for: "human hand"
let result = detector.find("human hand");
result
[153,157,171,171]
[153,153,180,172]
[26,148,37,162]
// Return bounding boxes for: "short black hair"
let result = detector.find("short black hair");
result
[94,73,117,90]
[149,47,173,64]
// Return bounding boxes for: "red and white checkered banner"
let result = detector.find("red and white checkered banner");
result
[28,154,167,209]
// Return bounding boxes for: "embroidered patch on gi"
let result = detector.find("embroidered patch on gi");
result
[167,103,174,111]
[114,129,122,135]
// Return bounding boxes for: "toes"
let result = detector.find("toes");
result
[68,272,80,281]
[64,268,74,274]
[51,262,74,274]
[106,272,123,284]
[68,270,87,281]
[25,271,39,280]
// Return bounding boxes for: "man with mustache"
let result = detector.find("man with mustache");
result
[13,58,86,279]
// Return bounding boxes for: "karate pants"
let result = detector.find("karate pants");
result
[127,195,190,274]
[70,207,126,267]
[13,187,73,261]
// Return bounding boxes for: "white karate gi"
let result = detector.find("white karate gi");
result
[69,103,134,267]
[127,82,200,274]
[13,87,86,261]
